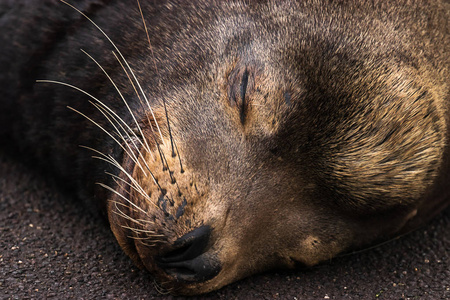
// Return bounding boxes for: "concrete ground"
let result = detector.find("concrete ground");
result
[1,150,449,300]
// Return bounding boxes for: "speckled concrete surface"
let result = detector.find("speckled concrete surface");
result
[1,151,449,300]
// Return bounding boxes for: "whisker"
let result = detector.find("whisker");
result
[92,153,154,197]
[110,176,148,207]
[110,200,142,215]
[35,79,147,172]
[110,202,162,241]
[156,143,169,171]
[89,102,148,174]
[111,50,152,144]
[111,50,171,178]
[135,0,167,148]
[138,241,160,247]
[97,182,149,216]
[121,225,158,234]
[112,206,145,227]
[112,57,166,160]
[107,171,156,206]
[128,236,158,241]
[112,51,143,108]
[90,100,155,173]
[109,162,178,223]
[153,144,183,198]
[80,49,153,158]
[113,207,161,235]
[173,140,185,173]
[84,101,169,191]
[111,50,164,170]
[136,0,184,171]
[59,0,165,147]
[81,144,164,198]
[77,50,172,186]
[136,218,158,225]
[79,146,149,198]
[109,151,165,194]
[114,50,166,148]
[153,279,171,295]
[136,0,152,53]
[67,105,147,172]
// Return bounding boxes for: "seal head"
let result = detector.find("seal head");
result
[103,1,448,294]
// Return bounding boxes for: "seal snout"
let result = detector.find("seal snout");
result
[156,226,221,282]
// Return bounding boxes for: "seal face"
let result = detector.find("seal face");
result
[0,0,449,295]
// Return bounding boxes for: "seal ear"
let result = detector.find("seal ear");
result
[322,83,445,212]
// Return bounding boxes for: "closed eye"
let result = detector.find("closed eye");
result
[239,69,249,124]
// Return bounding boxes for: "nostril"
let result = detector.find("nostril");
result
[156,226,221,282]
[158,225,211,263]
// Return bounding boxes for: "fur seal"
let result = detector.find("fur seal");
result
[0,0,448,295]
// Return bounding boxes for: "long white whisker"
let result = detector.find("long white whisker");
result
[112,51,144,109]
[59,0,166,147]
[66,105,146,172]
[112,49,173,176]
[108,150,163,195]
[130,236,160,241]
[80,146,152,197]
[120,225,158,234]
[89,101,148,174]
[110,176,146,204]
[93,156,148,197]
[97,182,149,216]
[36,79,158,179]
[137,241,159,247]
[113,51,166,147]
[112,204,146,227]
[110,200,146,214]
[92,154,150,196]
[107,171,156,207]
[137,1,183,171]
[84,146,162,200]
[80,49,153,158]
[112,51,162,149]
[35,80,146,172]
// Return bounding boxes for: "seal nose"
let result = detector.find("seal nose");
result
[156,226,221,282]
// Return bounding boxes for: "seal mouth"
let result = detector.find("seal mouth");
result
[103,122,224,291]
[155,226,222,282]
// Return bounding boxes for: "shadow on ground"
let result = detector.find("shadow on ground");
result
[1,151,449,299]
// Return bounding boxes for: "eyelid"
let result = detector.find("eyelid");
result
[239,69,249,123]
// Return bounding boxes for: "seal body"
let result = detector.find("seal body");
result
[0,0,449,295]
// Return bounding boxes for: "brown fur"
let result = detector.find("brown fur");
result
[0,0,448,295]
